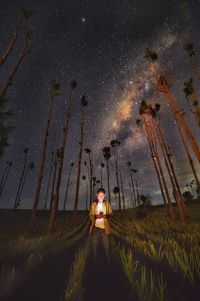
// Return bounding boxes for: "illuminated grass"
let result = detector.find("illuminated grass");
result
[64,242,89,301]
[112,240,168,301]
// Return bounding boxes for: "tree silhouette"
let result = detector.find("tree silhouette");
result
[84,148,93,205]
[48,79,77,235]
[184,43,200,82]
[127,161,137,207]
[0,161,12,197]
[43,165,53,210]
[100,162,105,187]
[113,186,120,205]
[139,100,189,222]
[14,148,29,209]
[29,79,60,233]
[82,174,88,211]
[63,162,74,210]
[0,6,33,155]
[102,146,112,203]
[183,78,200,127]
[111,139,122,210]
[74,93,88,226]
[137,110,175,220]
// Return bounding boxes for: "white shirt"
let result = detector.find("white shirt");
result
[95,201,105,229]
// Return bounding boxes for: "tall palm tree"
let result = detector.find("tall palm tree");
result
[0,17,22,68]
[29,80,60,232]
[172,111,200,193]
[184,43,200,82]
[111,139,122,210]
[119,167,125,210]
[0,7,33,156]
[14,161,34,209]
[144,48,200,163]
[102,146,112,203]
[137,118,168,211]
[96,179,101,188]
[113,186,119,205]
[152,104,189,218]
[133,178,140,206]
[0,161,12,197]
[100,162,105,187]
[43,165,53,210]
[137,108,176,221]
[183,78,200,127]
[50,150,59,210]
[73,94,88,225]
[0,6,33,99]
[127,161,137,207]
[48,79,77,235]
[92,176,97,200]
[14,148,28,209]
[140,101,186,221]
[0,27,33,101]
[128,179,134,208]
[82,175,88,211]
[84,148,93,205]
[63,162,74,210]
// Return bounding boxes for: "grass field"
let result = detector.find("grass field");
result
[0,203,199,301]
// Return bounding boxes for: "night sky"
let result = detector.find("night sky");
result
[0,0,200,210]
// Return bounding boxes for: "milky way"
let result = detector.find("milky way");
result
[0,0,200,210]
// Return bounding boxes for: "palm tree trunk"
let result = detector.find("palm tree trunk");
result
[85,181,88,211]
[153,118,189,219]
[191,57,200,83]
[119,167,125,210]
[0,18,22,68]
[63,165,73,210]
[174,115,200,192]
[150,118,184,221]
[0,33,29,101]
[50,160,57,210]
[73,107,85,226]
[14,157,27,209]
[134,179,140,206]
[129,169,136,207]
[165,91,200,163]
[143,115,176,221]
[44,166,53,210]
[140,118,167,208]
[114,152,121,210]
[106,160,111,203]
[0,163,12,196]
[100,169,103,187]
[128,180,134,208]
[29,96,54,232]
[89,154,93,205]
[48,92,72,235]
[0,165,8,194]
[16,165,29,207]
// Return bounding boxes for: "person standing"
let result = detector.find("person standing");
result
[89,187,113,262]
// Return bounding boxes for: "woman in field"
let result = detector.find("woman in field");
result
[88,187,113,262]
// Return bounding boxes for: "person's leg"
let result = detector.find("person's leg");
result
[92,227,100,261]
[101,231,111,263]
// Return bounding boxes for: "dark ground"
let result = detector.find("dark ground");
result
[83,235,132,301]
[0,235,132,301]
[0,208,132,301]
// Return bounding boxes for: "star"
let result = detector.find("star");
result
[81,16,86,23]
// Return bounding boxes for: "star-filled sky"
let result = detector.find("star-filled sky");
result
[0,0,200,210]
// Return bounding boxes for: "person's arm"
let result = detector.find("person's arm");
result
[89,203,95,222]
[104,202,113,219]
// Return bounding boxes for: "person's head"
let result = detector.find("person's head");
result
[96,187,106,203]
